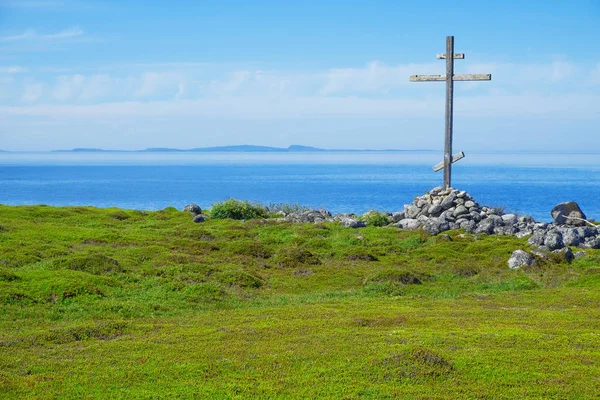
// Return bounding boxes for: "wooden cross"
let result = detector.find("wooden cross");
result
[410,36,491,189]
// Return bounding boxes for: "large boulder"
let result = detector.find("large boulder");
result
[397,218,422,230]
[508,250,534,269]
[551,202,587,226]
[337,216,365,228]
[184,204,202,215]
[544,231,564,250]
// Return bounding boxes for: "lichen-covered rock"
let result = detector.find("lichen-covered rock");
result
[184,204,202,215]
[544,231,564,251]
[508,250,534,269]
[422,218,450,235]
[551,202,587,226]
[192,214,208,223]
[584,236,600,249]
[562,229,581,247]
[528,232,546,246]
[337,216,365,228]
[396,218,422,230]
[501,214,518,225]
[391,211,405,222]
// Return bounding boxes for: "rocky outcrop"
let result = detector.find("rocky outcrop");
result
[551,202,587,226]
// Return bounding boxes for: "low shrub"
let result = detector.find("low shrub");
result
[359,211,390,227]
[210,199,268,220]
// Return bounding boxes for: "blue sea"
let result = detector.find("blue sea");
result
[1,151,599,222]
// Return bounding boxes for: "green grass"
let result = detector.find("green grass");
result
[1,204,599,398]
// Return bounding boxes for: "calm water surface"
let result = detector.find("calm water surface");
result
[1,151,598,222]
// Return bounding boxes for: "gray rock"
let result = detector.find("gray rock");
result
[515,230,533,239]
[577,226,598,238]
[562,229,581,247]
[469,211,482,223]
[584,236,600,249]
[192,214,208,223]
[430,186,443,195]
[449,222,461,230]
[184,204,202,215]
[544,231,564,250]
[406,205,421,219]
[460,220,477,233]
[551,202,587,226]
[508,250,534,269]
[528,232,546,246]
[501,214,518,225]
[440,192,457,210]
[518,215,535,225]
[337,216,365,228]
[391,211,405,222]
[464,200,475,208]
[475,218,496,235]
[428,204,443,216]
[494,225,518,235]
[453,205,469,218]
[422,218,450,235]
[289,210,332,223]
[574,251,586,259]
[397,218,422,230]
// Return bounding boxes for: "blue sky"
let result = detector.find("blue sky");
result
[0,0,599,151]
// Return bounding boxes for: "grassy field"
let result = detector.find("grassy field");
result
[1,204,599,399]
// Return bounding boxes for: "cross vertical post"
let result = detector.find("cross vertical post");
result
[444,36,454,189]
[409,36,491,190]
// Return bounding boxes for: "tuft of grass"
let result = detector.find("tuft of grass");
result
[210,199,268,220]
[53,254,125,275]
[0,268,19,282]
[274,247,321,268]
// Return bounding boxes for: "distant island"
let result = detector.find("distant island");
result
[49,145,435,153]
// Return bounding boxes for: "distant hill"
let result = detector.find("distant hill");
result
[52,148,114,153]
[51,145,436,153]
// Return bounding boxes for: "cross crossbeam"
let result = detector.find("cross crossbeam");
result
[410,74,491,82]
[410,36,491,189]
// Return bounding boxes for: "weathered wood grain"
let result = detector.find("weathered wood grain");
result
[436,53,465,59]
[433,151,465,172]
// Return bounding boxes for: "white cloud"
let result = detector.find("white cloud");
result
[0,66,25,74]
[21,82,44,102]
[0,1,66,8]
[590,63,600,85]
[0,26,84,42]
[3,91,599,121]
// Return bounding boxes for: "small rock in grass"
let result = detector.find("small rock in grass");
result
[508,250,534,269]
[338,217,365,228]
[193,214,208,223]
[552,247,574,263]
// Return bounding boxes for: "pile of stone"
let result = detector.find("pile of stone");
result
[394,187,600,250]
[183,188,600,258]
